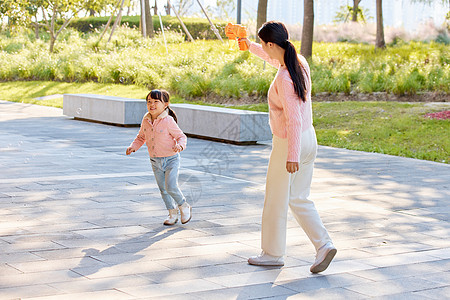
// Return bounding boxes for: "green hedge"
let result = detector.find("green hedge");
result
[66,15,228,40]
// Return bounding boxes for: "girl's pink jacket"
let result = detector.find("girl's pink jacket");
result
[129,109,187,158]
[249,42,313,163]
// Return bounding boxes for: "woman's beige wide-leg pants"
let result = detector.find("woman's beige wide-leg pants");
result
[261,127,332,257]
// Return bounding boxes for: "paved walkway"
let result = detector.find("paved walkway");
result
[0,100,449,300]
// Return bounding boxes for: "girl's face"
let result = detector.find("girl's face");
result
[146,97,168,117]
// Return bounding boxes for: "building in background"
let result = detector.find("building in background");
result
[187,0,448,32]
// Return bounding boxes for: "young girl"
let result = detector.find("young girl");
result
[241,22,336,273]
[126,89,191,226]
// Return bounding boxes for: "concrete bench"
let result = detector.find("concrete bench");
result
[63,94,147,125]
[63,94,271,144]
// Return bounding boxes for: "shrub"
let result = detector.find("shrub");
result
[0,28,449,98]
[66,16,228,40]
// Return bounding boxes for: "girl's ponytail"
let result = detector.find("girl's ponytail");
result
[167,106,178,123]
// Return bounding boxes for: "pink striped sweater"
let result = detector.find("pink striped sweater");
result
[249,42,313,163]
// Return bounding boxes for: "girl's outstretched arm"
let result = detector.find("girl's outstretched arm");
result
[127,118,146,154]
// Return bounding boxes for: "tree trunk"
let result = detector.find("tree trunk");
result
[34,16,39,39]
[165,0,170,15]
[49,34,56,53]
[97,0,122,43]
[145,0,154,38]
[35,24,39,39]
[89,9,95,16]
[375,0,386,49]
[352,0,361,22]
[256,0,268,43]
[109,0,126,42]
[154,0,158,15]
[300,0,314,59]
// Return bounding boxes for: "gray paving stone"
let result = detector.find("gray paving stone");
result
[0,284,61,299]
[370,293,435,300]
[187,283,299,299]
[416,271,450,285]
[281,287,367,299]
[349,261,450,282]
[117,278,225,298]
[23,289,135,300]
[275,273,374,292]
[0,269,84,289]
[1,100,449,299]
[48,274,155,293]
[344,277,446,297]
[139,264,237,284]
[410,285,450,300]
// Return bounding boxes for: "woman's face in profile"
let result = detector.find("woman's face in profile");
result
[261,40,274,59]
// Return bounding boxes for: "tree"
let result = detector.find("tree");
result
[173,0,193,17]
[333,4,369,23]
[40,0,87,53]
[144,0,154,38]
[0,0,33,28]
[83,0,116,17]
[215,0,234,19]
[411,0,450,29]
[256,0,267,42]
[352,0,361,22]
[410,0,449,9]
[27,0,47,39]
[97,0,121,43]
[108,0,125,42]
[375,0,386,49]
[300,0,314,58]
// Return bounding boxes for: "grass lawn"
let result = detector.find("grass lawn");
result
[1,81,448,164]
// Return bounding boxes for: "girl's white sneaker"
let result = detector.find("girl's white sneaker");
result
[163,208,179,226]
[179,202,192,224]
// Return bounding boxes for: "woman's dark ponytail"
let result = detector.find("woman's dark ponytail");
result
[284,41,307,102]
[258,21,308,102]
[147,89,178,123]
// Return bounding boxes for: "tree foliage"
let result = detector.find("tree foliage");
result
[334,4,371,23]
[36,0,89,52]
[83,0,116,16]
[215,0,235,19]
[173,0,194,17]
[0,0,117,51]
[0,0,35,26]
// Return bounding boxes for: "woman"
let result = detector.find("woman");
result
[242,21,336,273]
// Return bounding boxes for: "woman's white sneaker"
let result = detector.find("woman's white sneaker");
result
[248,251,284,266]
[310,242,337,273]
[163,208,178,226]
